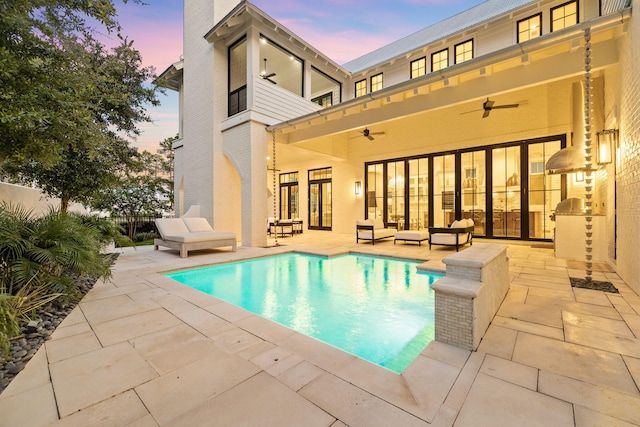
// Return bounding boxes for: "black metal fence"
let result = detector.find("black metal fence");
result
[109,214,163,240]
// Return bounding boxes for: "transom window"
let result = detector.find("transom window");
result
[517,13,542,42]
[410,57,426,79]
[551,1,578,32]
[355,79,367,97]
[454,40,473,64]
[370,73,383,92]
[431,49,448,72]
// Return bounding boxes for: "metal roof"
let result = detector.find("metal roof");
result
[342,0,536,73]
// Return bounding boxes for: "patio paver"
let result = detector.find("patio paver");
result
[0,232,639,426]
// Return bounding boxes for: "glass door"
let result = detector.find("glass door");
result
[387,161,405,230]
[492,146,522,237]
[279,172,299,220]
[528,141,562,239]
[433,154,456,227]
[408,158,429,230]
[461,151,486,236]
[308,168,332,230]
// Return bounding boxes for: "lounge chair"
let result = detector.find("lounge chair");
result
[428,218,474,251]
[154,217,237,258]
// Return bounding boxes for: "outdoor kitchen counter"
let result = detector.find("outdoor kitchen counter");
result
[554,214,607,262]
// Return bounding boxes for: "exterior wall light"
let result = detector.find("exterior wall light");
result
[596,129,617,165]
[355,181,362,195]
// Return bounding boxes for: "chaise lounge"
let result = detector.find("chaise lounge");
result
[154,217,237,258]
[428,218,474,251]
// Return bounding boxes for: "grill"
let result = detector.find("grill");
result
[550,198,585,221]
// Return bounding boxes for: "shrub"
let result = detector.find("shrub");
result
[0,203,116,350]
[134,231,158,243]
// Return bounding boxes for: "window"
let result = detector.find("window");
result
[530,161,545,174]
[454,40,473,64]
[551,1,578,32]
[228,37,247,116]
[312,93,333,108]
[410,57,426,79]
[370,73,383,92]
[431,49,448,72]
[517,13,542,42]
[355,79,367,97]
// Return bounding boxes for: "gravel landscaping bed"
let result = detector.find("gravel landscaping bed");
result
[0,255,117,394]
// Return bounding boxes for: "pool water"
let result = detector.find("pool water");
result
[166,253,443,373]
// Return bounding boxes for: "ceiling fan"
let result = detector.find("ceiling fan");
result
[261,58,276,84]
[350,127,386,141]
[462,98,520,118]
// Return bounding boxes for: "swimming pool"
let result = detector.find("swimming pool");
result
[166,253,443,373]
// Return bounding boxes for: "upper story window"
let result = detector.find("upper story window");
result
[355,79,367,97]
[370,73,383,92]
[260,35,303,97]
[311,67,341,108]
[454,40,473,64]
[228,36,247,117]
[431,48,448,72]
[517,13,542,42]
[551,1,578,32]
[312,93,332,108]
[410,57,426,79]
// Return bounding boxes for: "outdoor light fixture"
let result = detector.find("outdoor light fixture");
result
[355,181,362,195]
[596,129,616,165]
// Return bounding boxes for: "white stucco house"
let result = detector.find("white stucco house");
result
[159,0,640,293]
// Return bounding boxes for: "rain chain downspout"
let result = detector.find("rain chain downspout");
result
[583,28,594,282]
[270,130,279,247]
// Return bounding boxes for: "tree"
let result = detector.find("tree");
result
[93,149,173,240]
[0,0,134,163]
[1,1,161,211]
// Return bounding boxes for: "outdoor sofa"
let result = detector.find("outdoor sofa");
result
[356,218,398,244]
[154,217,237,258]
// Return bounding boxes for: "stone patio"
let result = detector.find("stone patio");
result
[0,231,638,426]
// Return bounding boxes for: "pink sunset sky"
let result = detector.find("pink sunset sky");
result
[112,0,486,152]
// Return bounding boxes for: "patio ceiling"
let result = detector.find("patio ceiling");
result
[269,14,626,159]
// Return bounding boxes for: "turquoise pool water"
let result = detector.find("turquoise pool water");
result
[165,253,443,373]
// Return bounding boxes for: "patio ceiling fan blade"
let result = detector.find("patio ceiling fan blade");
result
[480,98,519,118]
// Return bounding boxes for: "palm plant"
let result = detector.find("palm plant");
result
[0,203,113,301]
[0,203,117,353]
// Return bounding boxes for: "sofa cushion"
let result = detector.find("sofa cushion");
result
[464,218,474,227]
[431,234,466,245]
[183,217,214,233]
[356,219,372,227]
[156,218,189,238]
[450,220,466,228]
[372,218,385,230]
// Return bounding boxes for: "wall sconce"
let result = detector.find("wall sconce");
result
[596,129,617,165]
[575,171,585,182]
[354,181,362,195]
